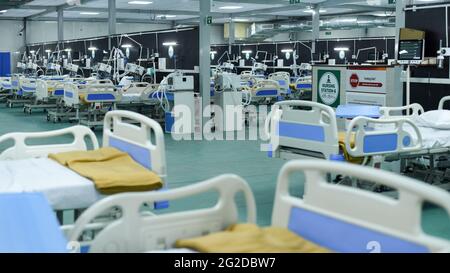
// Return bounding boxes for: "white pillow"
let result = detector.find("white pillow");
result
[413,110,450,129]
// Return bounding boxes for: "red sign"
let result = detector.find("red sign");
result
[349,73,359,88]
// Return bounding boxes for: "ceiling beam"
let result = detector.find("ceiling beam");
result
[26,0,98,19]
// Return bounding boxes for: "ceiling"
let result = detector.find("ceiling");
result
[0,0,447,25]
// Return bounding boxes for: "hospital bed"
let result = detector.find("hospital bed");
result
[118,82,160,105]
[359,99,450,186]
[290,75,312,100]
[268,72,290,95]
[23,77,67,114]
[0,77,12,102]
[265,100,430,160]
[0,110,167,220]
[242,79,281,105]
[6,76,36,108]
[65,160,450,253]
[0,76,11,91]
[52,79,120,128]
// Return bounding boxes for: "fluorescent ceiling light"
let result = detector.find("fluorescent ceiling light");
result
[156,15,176,18]
[65,48,72,52]
[219,6,243,10]
[210,51,217,54]
[334,47,349,51]
[242,50,252,54]
[128,1,153,4]
[281,49,293,53]
[29,50,35,54]
[303,9,326,14]
[233,18,250,22]
[88,47,98,51]
[80,12,99,15]
[0,10,7,13]
[45,49,51,53]
[163,42,177,46]
[121,44,133,48]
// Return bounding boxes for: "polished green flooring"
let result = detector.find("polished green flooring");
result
[0,105,448,241]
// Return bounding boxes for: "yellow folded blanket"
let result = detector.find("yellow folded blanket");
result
[338,132,365,164]
[175,223,330,253]
[49,147,163,194]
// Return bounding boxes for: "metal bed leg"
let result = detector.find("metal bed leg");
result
[56,210,64,225]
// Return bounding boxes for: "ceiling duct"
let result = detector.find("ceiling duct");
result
[247,16,395,41]
[0,0,34,11]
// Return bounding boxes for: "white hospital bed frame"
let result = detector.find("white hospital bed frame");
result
[266,101,431,162]
[66,160,450,253]
[63,79,120,128]
[268,72,290,94]
[0,110,167,217]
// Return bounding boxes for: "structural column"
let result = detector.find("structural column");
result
[199,0,211,126]
[108,0,117,36]
[228,18,235,53]
[395,0,406,57]
[57,7,64,42]
[311,5,320,54]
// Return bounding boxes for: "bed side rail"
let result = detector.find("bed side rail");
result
[103,110,166,178]
[379,103,424,119]
[345,116,422,157]
[272,160,450,253]
[438,96,450,110]
[67,174,256,253]
[265,100,339,160]
[0,126,99,160]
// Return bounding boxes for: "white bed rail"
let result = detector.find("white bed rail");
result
[438,96,450,110]
[272,160,450,252]
[345,116,422,157]
[379,103,424,119]
[103,110,166,178]
[67,174,256,253]
[0,126,99,160]
[265,100,339,160]
[35,79,48,100]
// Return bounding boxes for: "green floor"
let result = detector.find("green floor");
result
[0,105,448,241]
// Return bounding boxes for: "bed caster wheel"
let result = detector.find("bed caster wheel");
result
[46,115,50,122]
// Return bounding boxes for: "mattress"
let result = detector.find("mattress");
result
[414,126,450,150]
[0,158,101,210]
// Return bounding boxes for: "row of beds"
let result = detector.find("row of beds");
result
[0,74,166,126]
[0,109,449,253]
[237,71,312,104]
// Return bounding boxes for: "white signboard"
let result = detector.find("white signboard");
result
[346,68,387,94]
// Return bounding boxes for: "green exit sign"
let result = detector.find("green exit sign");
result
[325,31,332,36]
[290,0,301,4]
[388,0,396,4]
[206,16,213,25]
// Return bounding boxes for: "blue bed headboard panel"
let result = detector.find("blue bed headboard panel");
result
[277,121,325,142]
[256,90,278,96]
[288,207,429,253]
[109,136,152,169]
[363,134,398,153]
